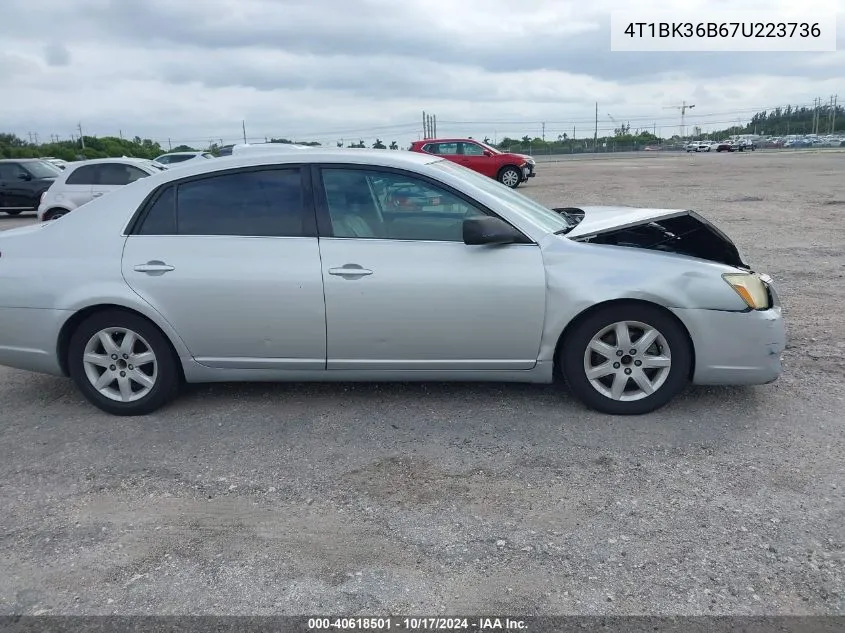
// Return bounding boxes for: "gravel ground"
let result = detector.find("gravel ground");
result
[0,151,843,616]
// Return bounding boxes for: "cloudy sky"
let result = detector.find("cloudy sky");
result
[1,0,842,148]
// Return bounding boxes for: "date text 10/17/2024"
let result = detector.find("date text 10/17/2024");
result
[609,10,837,52]
[307,617,528,630]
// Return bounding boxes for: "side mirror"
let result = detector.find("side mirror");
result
[18,172,32,181]
[482,149,493,156]
[463,216,522,245]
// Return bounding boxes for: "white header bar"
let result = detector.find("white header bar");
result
[610,11,838,52]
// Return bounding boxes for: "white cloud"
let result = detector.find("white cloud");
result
[0,0,842,147]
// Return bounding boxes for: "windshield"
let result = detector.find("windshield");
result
[430,160,571,234]
[26,160,62,178]
[155,154,193,164]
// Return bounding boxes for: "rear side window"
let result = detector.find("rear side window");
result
[137,186,176,235]
[65,165,99,185]
[135,168,307,237]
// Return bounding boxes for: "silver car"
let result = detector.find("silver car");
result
[0,150,786,416]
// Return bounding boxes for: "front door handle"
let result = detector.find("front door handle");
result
[134,260,175,275]
[328,264,373,278]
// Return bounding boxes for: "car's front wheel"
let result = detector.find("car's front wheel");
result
[68,310,181,416]
[560,304,691,415]
[498,166,522,188]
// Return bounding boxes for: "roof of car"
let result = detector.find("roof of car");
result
[0,158,49,163]
[156,152,204,156]
[414,138,480,144]
[111,148,440,191]
[64,157,157,167]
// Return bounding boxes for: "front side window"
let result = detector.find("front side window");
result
[459,142,486,156]
[0,163,24,180]
[321,168,488,242]
[97,163,151,185]
[135,168,306,237]
[26,161,62,178]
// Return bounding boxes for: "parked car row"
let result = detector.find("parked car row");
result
[684,139,756,153]
[2,141,540,220]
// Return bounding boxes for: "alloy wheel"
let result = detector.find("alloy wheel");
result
[583,320,672,401]
[82,327,158,402]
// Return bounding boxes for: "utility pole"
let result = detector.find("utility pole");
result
[832,95,838,134]
[433,114,437,138]
[242,120,247,144]
[541,121,546,141]
[422,111,427,138]
[828,95,836,134]
[168,138,172,151]
[119,130,123,140]
[594,102,598,151]
[78,122,85,149]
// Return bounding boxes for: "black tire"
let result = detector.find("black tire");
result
[43,208,68,221]
[559,303,692,415]
[4,210,22,215]
[68,310,181,416]
[498,166,522,189]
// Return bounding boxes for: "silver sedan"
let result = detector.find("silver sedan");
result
[0,149,786,416]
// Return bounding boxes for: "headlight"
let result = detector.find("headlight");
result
[722,273,770,309]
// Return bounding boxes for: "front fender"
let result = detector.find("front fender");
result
[538,237,748,362]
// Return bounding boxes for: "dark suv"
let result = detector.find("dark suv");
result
[0,159,61,215]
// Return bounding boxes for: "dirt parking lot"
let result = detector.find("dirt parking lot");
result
[1,151,843,615]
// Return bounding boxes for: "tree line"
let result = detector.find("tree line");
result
[3,104,842,160]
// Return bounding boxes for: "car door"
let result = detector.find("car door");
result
[61,165,98,207]
[458,141,497,178]
[0,162,31,209]
[0,163,16,208]
[121,166,327,370]
[91,163,151,199]
[315,165,547,371]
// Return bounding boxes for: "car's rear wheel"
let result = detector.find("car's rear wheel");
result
[498,166,521,188]
[43,209,68,221]
[68,310,180,416]
[4,210,22,215]
[560,304,691,415]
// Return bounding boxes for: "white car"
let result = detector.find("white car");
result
[685,142,712,152]
[230,143,314,155]
[40,157,70,170]
[37,158,165,221]
[153,152,214,168]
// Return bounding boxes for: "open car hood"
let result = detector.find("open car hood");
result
[554,205,749,269]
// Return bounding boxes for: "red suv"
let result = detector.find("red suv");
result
[409,138,536,188]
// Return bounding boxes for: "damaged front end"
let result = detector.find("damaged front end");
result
[554,206,749,269]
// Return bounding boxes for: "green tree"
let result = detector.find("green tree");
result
[389,141,398,150]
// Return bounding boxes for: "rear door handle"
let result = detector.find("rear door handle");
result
[92,192,104,198]
[328,264,373,278]
[134,261,174,275]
